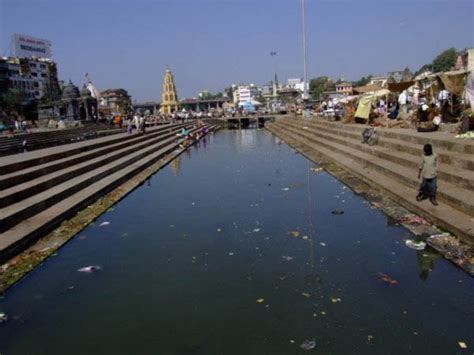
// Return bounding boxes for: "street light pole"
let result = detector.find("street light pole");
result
[301,0,308,100]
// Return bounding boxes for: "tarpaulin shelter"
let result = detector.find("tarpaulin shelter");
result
[438,70,469,96]
[387,81,415,93]
[354,94,374,120]
[353,84,383,95]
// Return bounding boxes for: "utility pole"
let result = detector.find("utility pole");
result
[301,0,308,100]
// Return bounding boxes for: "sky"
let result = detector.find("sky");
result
[1,0,473,102]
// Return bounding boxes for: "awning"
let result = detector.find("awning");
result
[387,81,415,92]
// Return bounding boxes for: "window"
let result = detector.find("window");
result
[41,73,47,78]
[40,64,46,69]
[32,72,38,77]
[30,63,36,68]
[34,82,39,87]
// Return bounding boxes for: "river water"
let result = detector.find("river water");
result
[0,129,473,354]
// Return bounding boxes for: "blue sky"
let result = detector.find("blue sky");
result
[1,0,473,102]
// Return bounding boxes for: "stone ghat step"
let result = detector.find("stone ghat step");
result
[0,122,187,174]
[0,123,191,191]
[271,121,474,217]
[0,125,205,233]
[0,128,124,153]
[0,127,215,264]
[304,118,474,154]
[267,124,474,241]
[292,118,474,171]
[0,124,194,208]
[280,119,474,190]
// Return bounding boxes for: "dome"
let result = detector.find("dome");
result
[80,84,91,97]
[62,81,80,100]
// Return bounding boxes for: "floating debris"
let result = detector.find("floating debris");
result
[217,228,222,232]
[331,209,344,215]
[253,228,261,233]
[300,339,317,350]
[282,187,290,191]
[310,167,323,173]
[377,272,398,285]
[301,292,311,298]
[228,252,234,256]
[398,215,429,226]
[0,312,7,323]
[331,298,342,303]
[256,298,265,304]
[99,221,110,227]
[282,256,294,261]
[320,242,327,247]
[77,265,102,273]
[458,341,468,349]
[291,231,300,238]
[405,240,426,251]
[427,233,474,274]
[302,235,309,240]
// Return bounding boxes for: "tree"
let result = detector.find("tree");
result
[3,89,26,113]
[224,86,234,101]
[416,48,458,75]
[309,76,331,99]
[352,75,373,87]
[431,48,457,73]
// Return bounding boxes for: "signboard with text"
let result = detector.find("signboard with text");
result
[13,33,52,58]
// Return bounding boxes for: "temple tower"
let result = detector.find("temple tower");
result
[160,68,179,114]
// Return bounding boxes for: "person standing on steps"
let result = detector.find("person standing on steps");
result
[417,144,438,205]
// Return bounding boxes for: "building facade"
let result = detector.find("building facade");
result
[335,82,353,96]
[0,56,61,108]
[160,69,179,115]
[100,88,132,115]
[233,85,259,106]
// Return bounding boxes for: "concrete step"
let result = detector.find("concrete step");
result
[267,123,474,241]
[272,121,474,216]
[0,123,191,191]
[294,119,474,170]
[0,136,186,263]
[304,118,474,154]
[0,125,204,232]
[0,122,187,175]
[281,119,474,190]
[0,124,193,207]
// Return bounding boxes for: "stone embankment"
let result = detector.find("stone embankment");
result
[267,117,474,242]
[0,122,212,263]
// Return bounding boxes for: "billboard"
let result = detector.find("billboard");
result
[13,33,52,58]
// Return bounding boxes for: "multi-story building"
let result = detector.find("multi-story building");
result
[233,85,259,106]
[100,88,132,115]
[335,82,353,96]
[0,56,61,108]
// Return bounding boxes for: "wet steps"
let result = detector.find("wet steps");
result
[0,122,212,262]
[267,118,474,241]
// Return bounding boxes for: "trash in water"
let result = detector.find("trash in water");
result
[300,339,317,350]
[367,335,374,342]
[320,242,327,247]
[458,342,467,349]
[377,272,398,285]
[310,167,323,173]
[405,240,426,250]
[301,292,311,298]
[282,256,294,261]
[289,339,295,344]
[398,215,429,226]
[78,265,102,273]
[291,231,300,238]
[302,235,309,240]
[0,312,7,323]
[253,228,261,233]
[256,298,265,304]
[217,228,222,232]
[99,221,110,227]
[228,252,234,256]
[169,225,175,228]
[331,298,342,303]
[331,209,344,215]
[282,187,290,191]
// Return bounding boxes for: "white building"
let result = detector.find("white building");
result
[0,56,60,102]
[233,85,259,106]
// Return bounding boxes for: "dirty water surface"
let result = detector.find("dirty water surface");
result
[0,129,473,355]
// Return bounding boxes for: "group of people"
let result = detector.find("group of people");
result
[0,112,33,135]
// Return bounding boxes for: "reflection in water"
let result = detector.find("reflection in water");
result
[171,156,181,176]
[416,248,441,281]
